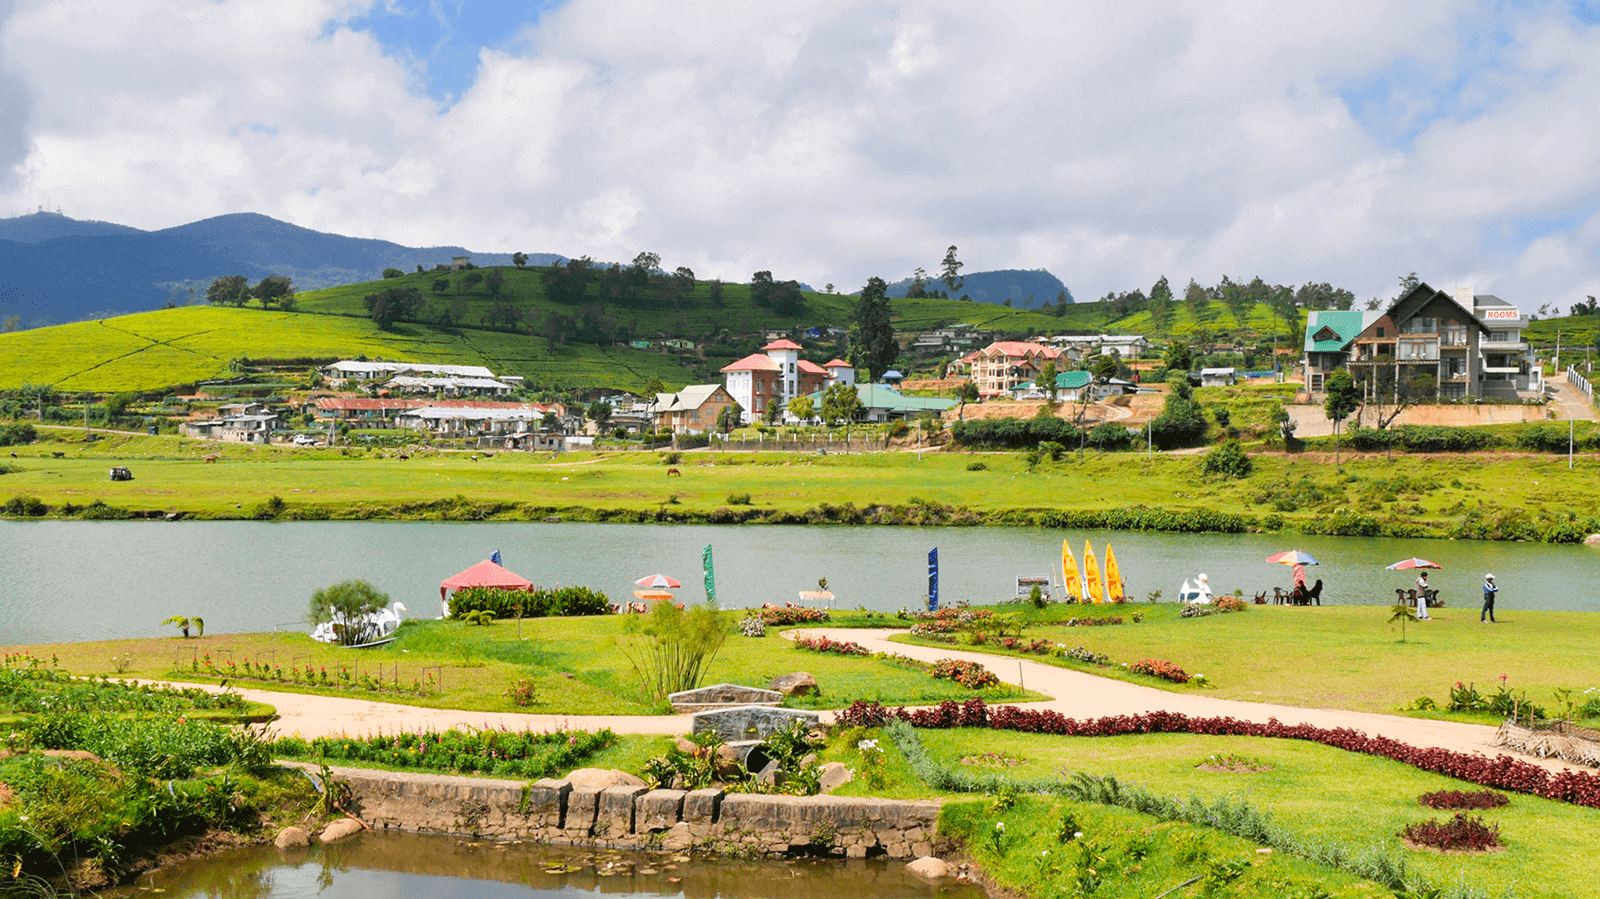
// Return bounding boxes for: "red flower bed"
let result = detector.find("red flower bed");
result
[1420,789,1510,810]
[1128,659,1191,684]
[832,698,1600,811]
[792,635,869,656]
[761,607,830,625]
[930,659,1000,689]
[1401,813,1501,851]
[998,637,1054,655]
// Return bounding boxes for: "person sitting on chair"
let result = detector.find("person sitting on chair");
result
[1415,572,1431,620]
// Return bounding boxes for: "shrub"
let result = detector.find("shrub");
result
[1420,790,1509,810]
[966,461,988,471]
[1128,659,1191,684]
[274,726,616,777]
[450,585,611,619]
[0,423,37,446]
[3,494,48,516]
[1213,596,1248,613]
[727,492,753,505]
[660,452,682,465]
[504,677,539,707]
[1085,422,1133,451]
[1400,813,1500,851]
[618,603,727,702]
[739,614,767,637]
[793,635,870,656]
[930,659,1000,689]
[1199,439,1253,479]
[759,606,830,625]
[307,580,391,646]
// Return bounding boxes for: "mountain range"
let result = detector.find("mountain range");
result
[883,268,1074,307]
[0,212,564,327]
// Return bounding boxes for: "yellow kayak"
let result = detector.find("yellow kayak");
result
[1061,540,1083,603]
[1104,544,1126,603]
[1083,541,1105,604]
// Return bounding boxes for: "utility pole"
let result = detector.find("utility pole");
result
[1570,418,1575,471]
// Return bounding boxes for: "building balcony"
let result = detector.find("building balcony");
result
[1480,339,1529,352]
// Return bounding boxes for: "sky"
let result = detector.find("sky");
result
[2,0,1600,310]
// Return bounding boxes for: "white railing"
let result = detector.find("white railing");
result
[1569,366,1594,401]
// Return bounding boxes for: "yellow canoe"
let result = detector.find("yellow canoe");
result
[1061,540,1083,603]
[1083,541,1105,604]
[1104,544,1126,603]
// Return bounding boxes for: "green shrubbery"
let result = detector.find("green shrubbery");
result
[448,585,612,619]
[271,726,616,778]
[0,423,37,446]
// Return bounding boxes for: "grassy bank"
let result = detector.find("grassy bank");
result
[5,615,1040,716]
[6,429,1600,541]
[897,602,1600,720]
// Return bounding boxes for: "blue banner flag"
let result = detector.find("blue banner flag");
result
[490,550,502,565]
[927,548,939,611]
[703,545,717,607]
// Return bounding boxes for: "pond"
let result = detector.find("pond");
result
[129,833,981,899]
[3,520,1596,646]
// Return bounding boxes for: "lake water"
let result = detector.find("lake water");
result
[131,833,980,899]
[4,520,1597,646]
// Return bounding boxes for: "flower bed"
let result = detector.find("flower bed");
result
[760,606,830,626]
[1128,659,1192,684]
[2,655,245,714]
[1057,615,1126,627]
[1419,789,1510,810]
[908,621,959,642]
[185,652,432,696]
[834,699,1600,810]
[1401,813,1501,851]
[930,659,1000,689]
[792,635,870,656]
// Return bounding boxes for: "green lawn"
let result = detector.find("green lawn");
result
[10,615,1038,716]
[901,602,1600,720]
[916,728,1600,899]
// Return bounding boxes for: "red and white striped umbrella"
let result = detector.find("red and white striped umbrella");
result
[634,574,682,589]
[1385,558,1442,570]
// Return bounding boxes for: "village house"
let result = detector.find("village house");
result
[179,410,285,443]
[1302,282,1540,401]
[318,361,500,388]
[720,340,853,423]
[1010,370,1094,402]
[395,406,545,439]
[957,341,1062,397]
[651,384,739,434]
[1045,334,1150,359]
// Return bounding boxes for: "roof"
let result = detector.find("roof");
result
[1016,371,1092,391]
[313,397,422,411]
[807,383,956,413]
[323,361,497,379]
[654,384,729,413]
[797,360,828,375]
[762,339,803,350]
[823,359,852,369]
[440,560,533,602]
[404,406,543,421]
[975,341,1059,359]
[721,353,781,372]
[386,376,511,389]
[1303,310,1377,353]
[1200,367,1236,376]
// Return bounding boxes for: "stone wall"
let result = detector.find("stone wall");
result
[300,764,939,859]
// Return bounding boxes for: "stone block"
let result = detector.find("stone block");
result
[526,779,571,828]
[637,789,686,831]
[692,706,820,743]
[768,672,819,696]
[818,762,853,793]
[564,786,602,836]
[682,788,724,823]
[670,683,784,713]
[566,768,646,788]
[599,784,651,834]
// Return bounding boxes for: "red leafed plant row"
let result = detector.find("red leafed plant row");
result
[1401,813,1502,851]
[835,699,1600,811]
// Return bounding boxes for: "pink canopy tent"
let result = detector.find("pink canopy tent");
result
[439,560,534,616]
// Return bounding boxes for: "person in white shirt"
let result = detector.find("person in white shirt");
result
[1415,572,1431,620]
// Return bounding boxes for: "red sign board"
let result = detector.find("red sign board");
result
[1483,308,1520,320]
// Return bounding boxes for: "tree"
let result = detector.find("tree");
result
[907,267,930,299]
[541,256,595,306]
[717,403,743,432]
[940,245,964,297]
[1147,276,1173,333]
[1272,403,1296,447]
[788,394,815,422]
[1184,278,1211,327]
[643,376,666,400]
[1,315,18,333]
[1164,340,1193,374]
[431,277,451,295]
[307,580,390,647]
[512,252,528,268]
[382,268,404,279]
[1148,373,1207,449]
[1091,352,1118,382]
[364,286,424,330]
[1389,601,1417,643]
[821,382,864,445]
[1036,359,1058,404]
[484,268,505,298]
[587,401,613,429]
[750,270,775,307]
[1398,272,1420,296]
[955,381,979,421]
[672,266,695,299]
[847,276,898,380]
[206,274,251,307]
[1323,368,1360,465]
[707,279,724,309]
[252,275,295,309]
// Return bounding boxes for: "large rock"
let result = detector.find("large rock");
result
[274,826,311,849]
[692,706,820,743]
[906,857,951,879]
[318,818,364,843]
[768,672,819,697]
[670,683,783,712]
[818,762,853,793]
[1585,533,1600,547]
[565,768,646,788]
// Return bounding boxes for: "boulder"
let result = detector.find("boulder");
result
[274,826,311,849]
[565,767,647,788]
[1585,533,1600,547]
[818,762,853,793]
[318,818,365,843]
[673,736,699,754]
[906,857,950,879]
[768,672,819,697]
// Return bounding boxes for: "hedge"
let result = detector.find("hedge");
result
[447,585,612,619]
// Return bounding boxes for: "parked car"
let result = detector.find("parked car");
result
[292,434,317,446]
[108,466,133,481]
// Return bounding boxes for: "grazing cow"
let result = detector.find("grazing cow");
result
[204,454,218,463]
[397,453,409,461]
[52,451,65,458]
[666,467,682,477]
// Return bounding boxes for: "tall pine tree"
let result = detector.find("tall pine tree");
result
[848,276,898,381]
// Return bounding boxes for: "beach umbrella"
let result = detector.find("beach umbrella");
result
[634,574,682,589]
[1265,550,1320,566]
[1385,558,1442,570]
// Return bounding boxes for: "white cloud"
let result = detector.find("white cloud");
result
[2,0,1599,309]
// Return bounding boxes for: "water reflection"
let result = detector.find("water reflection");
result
[135,833,980,899]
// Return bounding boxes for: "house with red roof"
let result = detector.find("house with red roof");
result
[720,339,853,423]
[961,341,1062,397]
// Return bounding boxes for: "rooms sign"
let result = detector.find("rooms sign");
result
[1483,308,1520,320]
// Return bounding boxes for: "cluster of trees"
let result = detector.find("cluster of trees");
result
[1094,274,1355,337]
[206,274,296,310]
[749,270,804,315]
[901,246,969,301]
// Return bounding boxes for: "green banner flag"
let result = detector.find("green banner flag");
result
[702,544,716,607]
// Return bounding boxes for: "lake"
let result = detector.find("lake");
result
[3,520,1596,646]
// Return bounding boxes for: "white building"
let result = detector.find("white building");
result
[720,340,847,423]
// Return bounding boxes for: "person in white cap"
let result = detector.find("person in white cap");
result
[1481,574,1498,623]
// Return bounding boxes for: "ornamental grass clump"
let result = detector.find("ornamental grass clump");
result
[1401,813,1501,852]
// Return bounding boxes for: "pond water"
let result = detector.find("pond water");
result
[129,833,981,899]
[3,520,1597,646]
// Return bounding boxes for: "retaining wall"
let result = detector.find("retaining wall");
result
[302,764,939,859]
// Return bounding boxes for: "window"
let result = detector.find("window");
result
[1400,317,1438,334]
[1443,324,1469,347]
[1376,327,1386,338]
[1398,339,1438,360]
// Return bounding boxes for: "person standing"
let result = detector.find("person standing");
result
[1481,573,1498,623]
[1415,572,1431,620]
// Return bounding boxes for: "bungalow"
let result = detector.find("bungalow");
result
[180,411,285,443]
[794,383,956,423]
[1010,370,1094,402]
[382,375,516,396]
[652,384,739,434]
[1199,367,1237,388]
[962,341,1062,397]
